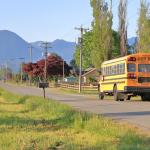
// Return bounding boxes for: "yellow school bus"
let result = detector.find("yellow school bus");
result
[99,53,150,101]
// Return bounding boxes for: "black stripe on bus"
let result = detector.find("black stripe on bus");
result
[101,81,125,85]
[103,90,124,93]
[103,73,125,77]
[104,77,127,81]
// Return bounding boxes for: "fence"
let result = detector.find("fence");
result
[49,82,98,91]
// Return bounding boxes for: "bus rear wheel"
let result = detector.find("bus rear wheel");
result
[141,94,150,101]
[126,95,131,100]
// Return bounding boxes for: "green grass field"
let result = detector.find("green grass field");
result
[0,88,149,150]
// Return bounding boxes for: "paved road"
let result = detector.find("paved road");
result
[0,82,150,131]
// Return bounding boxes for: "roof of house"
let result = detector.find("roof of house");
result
[82,68,97,77]
[84,67,95,72]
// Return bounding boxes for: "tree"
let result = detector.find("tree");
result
[73,0,121,70]
[137,0,150,53]
[70,59,79,76]
[74,31,94,70]
[118,0,128,56]
[0,66,13,80]
[73,29,120,69]
[23,54,71,81]
[112,30,121,58]
[90,0,113,68]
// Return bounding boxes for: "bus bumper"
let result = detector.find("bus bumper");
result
[124,86,150,94]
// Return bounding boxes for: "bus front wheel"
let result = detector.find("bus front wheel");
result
[99,92,104,100]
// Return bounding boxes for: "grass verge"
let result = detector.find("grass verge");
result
[60,87,98,94]
[0,88,149,150]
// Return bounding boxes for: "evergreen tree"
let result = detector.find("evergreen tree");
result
[73,0,120,70]
[137,0,150,53]
[90,0,113,68]
[74,31,94,70]
[118,0,128,56]
[112,30,120,58]
[74,29,120,69]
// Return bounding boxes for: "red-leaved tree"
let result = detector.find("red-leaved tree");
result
[23,54,71,79]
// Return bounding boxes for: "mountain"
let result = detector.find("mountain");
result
[0,30,29,61]
[31,39,76,63]
[127,37,137,54]
[0,30,76,67]
[128,37,137,46]
[0,29,138,69]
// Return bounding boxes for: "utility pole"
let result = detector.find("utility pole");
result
[28,44,34,63]
[0,64,3,81]
[5,62,8,82]
[2,64,5,82]
[9,59,15,81]
[18,58,25,83]
[75,25,89,93]
[41,42,51,82]
[40,42,51,99]
[28,45,33,85]
[63,59,64,81]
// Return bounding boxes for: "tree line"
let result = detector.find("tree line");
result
[74,0,150,70]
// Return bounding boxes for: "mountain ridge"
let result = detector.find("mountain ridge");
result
[0,30,76,64]
[0,30,137,66]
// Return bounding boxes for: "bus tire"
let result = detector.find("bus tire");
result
[126,95,131,100]
[113,85,119,101]
[99,92,104,100]
[141,94,150,101]
[123,94,131,101]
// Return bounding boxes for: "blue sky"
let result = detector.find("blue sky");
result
[0,0,142,42]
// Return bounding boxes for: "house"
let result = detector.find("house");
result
[64,76,77,83]
[82,67,100,83]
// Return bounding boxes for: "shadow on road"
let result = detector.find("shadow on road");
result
[103,111,150,117]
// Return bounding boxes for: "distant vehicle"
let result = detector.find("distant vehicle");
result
[99,53,150,101]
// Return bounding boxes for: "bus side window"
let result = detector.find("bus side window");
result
[120,63,125,74]
[112,65,115,75]
[117,64,120,74]
[106,67,109,75]
[104,67,106,75]
[108,66,111,75]
[110,66,112,75]
[122,63,125,74]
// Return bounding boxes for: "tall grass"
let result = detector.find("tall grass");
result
[0,88,149,150]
